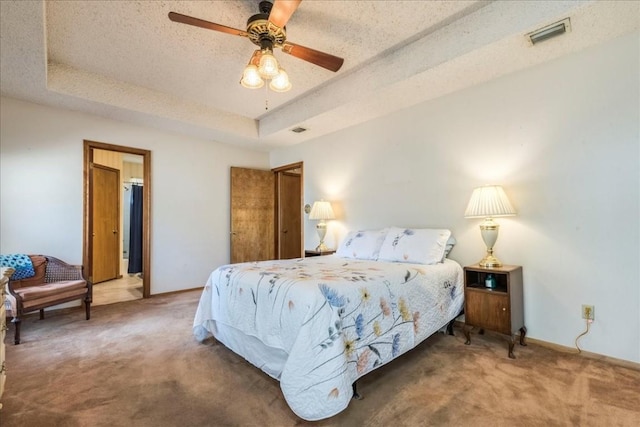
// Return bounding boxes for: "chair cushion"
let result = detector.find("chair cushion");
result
[21,287,89,311]
[15,279,87,301]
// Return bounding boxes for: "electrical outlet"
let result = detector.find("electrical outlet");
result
[582,305,595,321]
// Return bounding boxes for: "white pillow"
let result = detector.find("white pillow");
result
[378,227,452,265]
[444,235,457,258]
[336,229,388,260]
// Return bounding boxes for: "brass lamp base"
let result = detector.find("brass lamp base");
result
[315,242,330,252]
[479,218,502,268]
[315,220,328,253]
[479,252,502,268]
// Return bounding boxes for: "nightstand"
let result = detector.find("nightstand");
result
[463,264,526,359]
[304,250,336,257]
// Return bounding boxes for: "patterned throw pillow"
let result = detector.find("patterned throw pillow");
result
[0,253,35,280]
[378,227,452,265]
[336,229,388,260]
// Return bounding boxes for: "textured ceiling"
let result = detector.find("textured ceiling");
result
[1,1,638,150]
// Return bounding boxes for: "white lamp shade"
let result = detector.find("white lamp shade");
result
[465,185,516,218]
[309,201,335,220]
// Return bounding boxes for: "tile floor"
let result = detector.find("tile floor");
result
[92,273,143,306]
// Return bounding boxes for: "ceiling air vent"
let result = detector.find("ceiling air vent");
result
[291,127,307,133]
[527,18,571,45]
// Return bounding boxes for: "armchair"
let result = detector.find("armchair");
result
[6,255,92,344]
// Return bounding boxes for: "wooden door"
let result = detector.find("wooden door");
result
[277,171,302,259]
[230,167,275,263]
[92,164,120,283]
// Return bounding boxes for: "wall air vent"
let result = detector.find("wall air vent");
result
[291,127,307,133]
[527,18,571,45]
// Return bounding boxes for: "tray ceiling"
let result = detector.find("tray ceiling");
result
[1,1,638,150]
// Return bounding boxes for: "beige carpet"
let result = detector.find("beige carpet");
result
[2,290,639,427]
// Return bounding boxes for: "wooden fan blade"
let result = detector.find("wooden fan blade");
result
[281,42,344,72]
[168,12,248,37]
[269,0,302,29]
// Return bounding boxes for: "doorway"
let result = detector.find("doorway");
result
[273,162,303,259]
[229,163,303,264]
[83,140,151,303]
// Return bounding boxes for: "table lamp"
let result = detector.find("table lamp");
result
[464,185,516,268]
[309,200,335,252]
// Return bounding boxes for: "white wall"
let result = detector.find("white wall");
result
[0,97,270,294]
[271,32,640,363]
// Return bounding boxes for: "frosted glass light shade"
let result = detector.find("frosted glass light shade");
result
[240,65,264,89]
[258,51,280,78]
[241,49,292,93]
[269,68,292,92]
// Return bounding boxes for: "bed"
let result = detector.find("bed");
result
[193,227,464,421]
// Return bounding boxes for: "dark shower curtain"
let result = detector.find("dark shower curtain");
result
[128,184,143,274]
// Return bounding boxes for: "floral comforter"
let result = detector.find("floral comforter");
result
[193,255,464,421]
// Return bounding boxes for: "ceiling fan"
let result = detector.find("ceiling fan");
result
[168,0,344,91]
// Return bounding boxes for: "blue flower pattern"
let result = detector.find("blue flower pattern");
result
[391,333,401,357]
[355,314,364,339]
[392,229,415,248]
[319,283,347,308]
[344,232,364,247]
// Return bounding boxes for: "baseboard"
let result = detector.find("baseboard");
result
[453,320,639,370]
[150,286,204,297]
[525,337,640,370]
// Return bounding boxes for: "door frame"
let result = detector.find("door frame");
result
[272,162,304,259]
[83,140,152,298]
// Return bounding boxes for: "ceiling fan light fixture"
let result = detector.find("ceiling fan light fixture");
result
[269,68,292,92]
[169,2,344,96]
[258,49,280,78]
[240,64,264,89]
